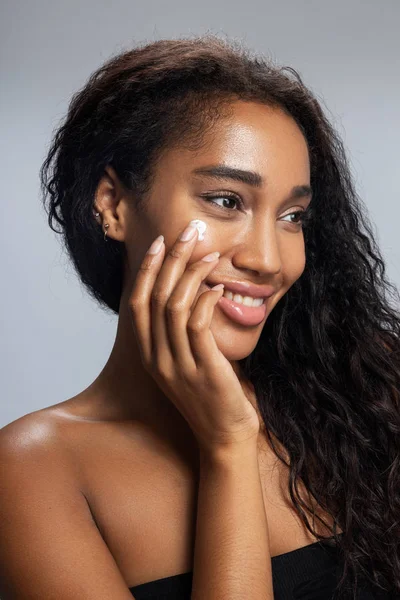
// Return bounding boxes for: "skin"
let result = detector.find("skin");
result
[0,101,331,599]
[82,100,312,449]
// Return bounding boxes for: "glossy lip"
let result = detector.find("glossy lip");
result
[217,295,269,327]
[205,278,277,299]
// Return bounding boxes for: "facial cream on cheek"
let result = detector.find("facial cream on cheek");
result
[188,219,207,241]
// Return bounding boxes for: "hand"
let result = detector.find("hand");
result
[128,223,261,454]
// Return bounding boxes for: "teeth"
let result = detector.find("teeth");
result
[223,290,264,307]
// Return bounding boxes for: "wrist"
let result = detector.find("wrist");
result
[199,436,259,468]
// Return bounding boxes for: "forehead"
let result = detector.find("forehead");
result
[157,101,310,187]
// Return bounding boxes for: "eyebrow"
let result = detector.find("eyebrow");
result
[192,164,312,200]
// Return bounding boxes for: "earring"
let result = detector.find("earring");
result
[93,208,109,242]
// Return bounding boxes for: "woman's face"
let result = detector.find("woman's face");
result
[121,101,312,361]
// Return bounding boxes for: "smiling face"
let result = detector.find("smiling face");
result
[121,101,312,361]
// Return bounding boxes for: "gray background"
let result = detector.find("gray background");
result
[1,0,399,428]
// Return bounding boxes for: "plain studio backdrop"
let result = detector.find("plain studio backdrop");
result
[1,0,399,428]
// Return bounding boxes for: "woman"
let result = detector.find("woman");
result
[0,35,399,599]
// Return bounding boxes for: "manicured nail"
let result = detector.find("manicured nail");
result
[179,224,197,241]
[147,235,164,254]
[201,251,220,262]
[211,283,224,291]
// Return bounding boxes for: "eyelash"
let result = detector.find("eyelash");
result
[200,191,311,226]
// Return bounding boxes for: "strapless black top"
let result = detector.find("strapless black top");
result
[129,537,387,599]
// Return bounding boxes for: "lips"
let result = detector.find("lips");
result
[217,294,268,326]
[206,279,276,299]
[204,279,275,327]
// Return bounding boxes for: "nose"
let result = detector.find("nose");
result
[231,222,282,277]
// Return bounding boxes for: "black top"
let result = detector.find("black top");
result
[129,537,385,599]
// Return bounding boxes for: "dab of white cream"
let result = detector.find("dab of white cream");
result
[189,219,207,241]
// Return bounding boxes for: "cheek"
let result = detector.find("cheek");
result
[184,227,221,263]
[189,240,217,263]
[293,253,306,280]
[281,239,306,283]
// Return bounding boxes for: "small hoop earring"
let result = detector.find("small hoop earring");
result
[104,223,110,241]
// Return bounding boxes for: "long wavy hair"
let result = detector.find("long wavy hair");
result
[40,34,400,598]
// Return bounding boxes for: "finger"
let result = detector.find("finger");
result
[151,224,200,369]
[165,252,221,369]
[186,284,225,366]
[128,235,165,366]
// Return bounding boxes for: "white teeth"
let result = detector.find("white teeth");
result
[222,290,264,307]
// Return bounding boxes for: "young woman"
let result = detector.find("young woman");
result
[0,35,399,600]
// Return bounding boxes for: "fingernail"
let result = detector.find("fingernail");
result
[147,234,164,254]
[211,283,224,291]
[201,251,220,262]
[179,224,197,241]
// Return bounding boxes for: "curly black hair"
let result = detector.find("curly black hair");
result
[40,34,400,598]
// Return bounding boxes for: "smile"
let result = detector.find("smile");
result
[222,290,265,307]
[204,282,271,327]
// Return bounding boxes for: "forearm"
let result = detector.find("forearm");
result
[191,442,273,600]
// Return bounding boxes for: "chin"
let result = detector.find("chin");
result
[210,318,263,362]
[221,348,257,362]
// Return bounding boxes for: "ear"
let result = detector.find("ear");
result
[93,166,130,242]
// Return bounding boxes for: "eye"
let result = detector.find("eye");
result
[200,191,242,212]
[281,210,307,227]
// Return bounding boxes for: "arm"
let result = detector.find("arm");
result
[191,441,273,600]
[129,225,275,598]
[0,415,137,600]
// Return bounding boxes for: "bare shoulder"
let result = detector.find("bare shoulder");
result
[0,394,115,462]
[0,407,72,465]
[0,399,123,497]
[0,407,84,522]
[0,408,140,599]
